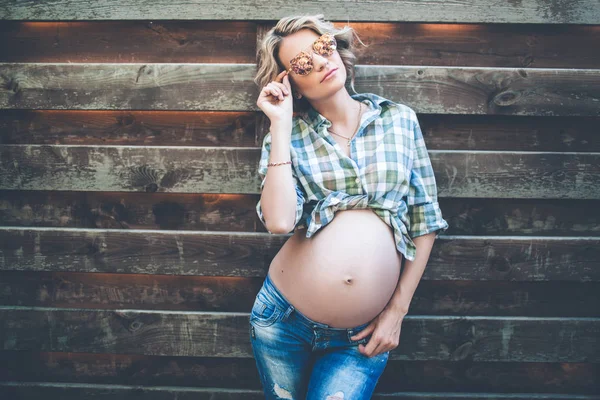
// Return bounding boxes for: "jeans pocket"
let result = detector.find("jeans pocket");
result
[250,294,284,328]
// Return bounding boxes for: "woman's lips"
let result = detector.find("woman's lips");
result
[321,68,338,83]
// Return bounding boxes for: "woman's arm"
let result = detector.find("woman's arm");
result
[257,120,304,234]
[386,107,448,314]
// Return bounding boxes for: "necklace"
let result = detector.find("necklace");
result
[328,101,363,147]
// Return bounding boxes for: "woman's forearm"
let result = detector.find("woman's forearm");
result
[260,121,298,233]
[386,231,437,316]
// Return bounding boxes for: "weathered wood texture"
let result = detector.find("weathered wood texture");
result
[2,22,599,69]
[1,190,599,236]
[1,307,598,362]
[2,351,598,394]
[1,110,599,152]
[0,110,260,146]
[1,228,599,282]
[0,11,598,400]
[1,384,600,400]
[0,0,599,24]
[1,63,600,116]
[1,271,599,316]
[1,145,599,198]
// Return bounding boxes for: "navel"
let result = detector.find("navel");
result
[343,275,354,285]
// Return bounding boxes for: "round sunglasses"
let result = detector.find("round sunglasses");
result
[284,33,337,76]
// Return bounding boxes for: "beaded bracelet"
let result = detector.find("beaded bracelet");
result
[267,160,292,167]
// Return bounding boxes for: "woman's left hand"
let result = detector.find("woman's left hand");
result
[349,306,406,358]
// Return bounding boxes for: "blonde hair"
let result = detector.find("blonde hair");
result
[254,14,368,113]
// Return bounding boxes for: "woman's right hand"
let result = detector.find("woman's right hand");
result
[256,70,293,124]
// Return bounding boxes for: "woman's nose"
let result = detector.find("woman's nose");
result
[312,52,329,71]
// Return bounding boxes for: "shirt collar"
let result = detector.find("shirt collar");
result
[301,92,393,129]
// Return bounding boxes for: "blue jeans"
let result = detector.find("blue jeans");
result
[249,273,390,399]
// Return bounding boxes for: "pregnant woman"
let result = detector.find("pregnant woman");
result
[250,14,449,400]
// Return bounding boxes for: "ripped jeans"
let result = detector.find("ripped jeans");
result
[249,273,390,399]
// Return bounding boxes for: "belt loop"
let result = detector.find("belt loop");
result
[282,304,294,321]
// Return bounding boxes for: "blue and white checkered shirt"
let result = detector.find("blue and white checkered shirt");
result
[256,92,449,261]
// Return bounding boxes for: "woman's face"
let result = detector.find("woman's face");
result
[277,29,347,102]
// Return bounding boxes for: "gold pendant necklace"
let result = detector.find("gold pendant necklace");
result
[328,101,363,147]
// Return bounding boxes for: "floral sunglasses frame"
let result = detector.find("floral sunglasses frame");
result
[283,33,338,76]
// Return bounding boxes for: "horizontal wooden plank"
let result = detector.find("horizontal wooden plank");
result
[1,64,599,116]
[438,198,600,236]
[1,145,598,199]
[2,22,600,69]
[1,229,598,281]
[0,63,258,112]
[351,23,600,69]
[0,190,263,231]
[0,0,598,24]
[1,271,598,316]
[0,21,258,63]
[2,111,599,152]
[0,110,260,147]
[1,306,598,362]
[0,145,262,194]
[1,383,600,400]
[415,115,600,152]
[1,190,600,236]
[2,351,598,394]
[432,151,600,199]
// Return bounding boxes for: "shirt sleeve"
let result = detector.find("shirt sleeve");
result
[406,110,449,239]
[256,132,306,233]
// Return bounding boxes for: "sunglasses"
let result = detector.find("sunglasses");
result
[284,33,337,76]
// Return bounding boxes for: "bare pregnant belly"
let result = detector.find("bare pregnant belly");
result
[268,209,403,328]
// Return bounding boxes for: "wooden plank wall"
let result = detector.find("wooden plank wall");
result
[1,1,599,399]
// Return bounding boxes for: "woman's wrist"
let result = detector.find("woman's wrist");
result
[270,118,292,133]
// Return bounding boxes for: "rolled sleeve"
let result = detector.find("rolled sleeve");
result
[406,111,449,238]
[255,132,306,233]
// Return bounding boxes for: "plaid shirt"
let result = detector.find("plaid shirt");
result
[256,92,449,261]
